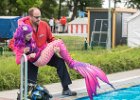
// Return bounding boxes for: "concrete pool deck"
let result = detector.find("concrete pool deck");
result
[0,69,140,100]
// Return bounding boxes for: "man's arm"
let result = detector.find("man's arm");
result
[14,47,24,64]
[46,22,55,43]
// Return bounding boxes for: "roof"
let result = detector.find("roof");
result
[127,11,140,22]
[0,16,20,19]
[86,7,137,13]
[68,17,88,24]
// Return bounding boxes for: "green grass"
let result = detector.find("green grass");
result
[55,35,85,50]
[0,56,20,90]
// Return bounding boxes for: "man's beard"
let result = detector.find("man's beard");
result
[33,21,39,26]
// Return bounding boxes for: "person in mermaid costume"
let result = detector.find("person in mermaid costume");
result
[14,24,114,100]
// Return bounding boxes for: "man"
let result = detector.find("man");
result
[10,7,77,97]
[49,17,54,32]
[60,16,67,33]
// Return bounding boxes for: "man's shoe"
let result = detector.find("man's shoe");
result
[62,89,77,96]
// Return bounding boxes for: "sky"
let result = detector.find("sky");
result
[102,0,126,8]
[59,0,127,8]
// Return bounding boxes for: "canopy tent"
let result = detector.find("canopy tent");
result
[127,11,140,47]
[68,17,88,35]
[0,16,20,39]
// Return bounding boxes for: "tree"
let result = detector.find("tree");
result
[114,0,121,8]
[70,0,103,21]
[0,0,42,16]
[16,0,42,16]
[125,0,140,9]
[58,0,62,19]
[40,0,57,18]
[0,0,18,15]
[57,0,67,19]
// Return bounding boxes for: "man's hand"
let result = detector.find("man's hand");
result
[24,47,30,53]
[29,53,36,58]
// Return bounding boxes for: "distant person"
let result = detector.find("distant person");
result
[49,17,54,32]
[78,10,85,18]
[55,18,59,33]
[60,16,67,33]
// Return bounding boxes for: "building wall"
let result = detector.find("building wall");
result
[89,11,109,47]
[128,15,140,47]
[86,8,137,47]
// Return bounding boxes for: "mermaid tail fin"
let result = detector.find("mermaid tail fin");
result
[55,40,113,100]
[91,65,115,89]
[72,61,113,100]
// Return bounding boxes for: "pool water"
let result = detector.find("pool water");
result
[76,85,140,100]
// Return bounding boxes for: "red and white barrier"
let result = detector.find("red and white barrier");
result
[68,24,88,34]
[68,17,88,34]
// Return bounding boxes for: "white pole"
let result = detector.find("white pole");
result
[20,54,28,100]
[107,0,111,50]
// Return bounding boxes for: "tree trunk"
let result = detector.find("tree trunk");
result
[58,0,62,19]
[70,1,78,21]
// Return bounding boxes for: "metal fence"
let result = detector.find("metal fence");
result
[0,38,89,57]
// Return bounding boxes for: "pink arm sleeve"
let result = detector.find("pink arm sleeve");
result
[14,47,24,64]
[14,47,30,64]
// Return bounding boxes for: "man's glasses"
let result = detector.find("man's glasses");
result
[33,16,41,19]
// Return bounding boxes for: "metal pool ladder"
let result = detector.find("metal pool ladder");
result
[20,54,28,100]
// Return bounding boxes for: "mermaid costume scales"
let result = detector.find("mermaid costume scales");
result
[33,39,114,100]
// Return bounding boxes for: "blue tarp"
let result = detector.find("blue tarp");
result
[0,16,21,39]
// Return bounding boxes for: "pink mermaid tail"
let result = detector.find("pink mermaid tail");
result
[33,39,113,100]
[58,40,114,100]
[70,62,114,100]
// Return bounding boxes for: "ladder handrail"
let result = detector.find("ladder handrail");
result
[20,54,28,100]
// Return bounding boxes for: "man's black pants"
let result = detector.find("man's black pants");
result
[28,54,72,88]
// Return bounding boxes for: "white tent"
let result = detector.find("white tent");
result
[68,17,88,35]
[127,11,140,47]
